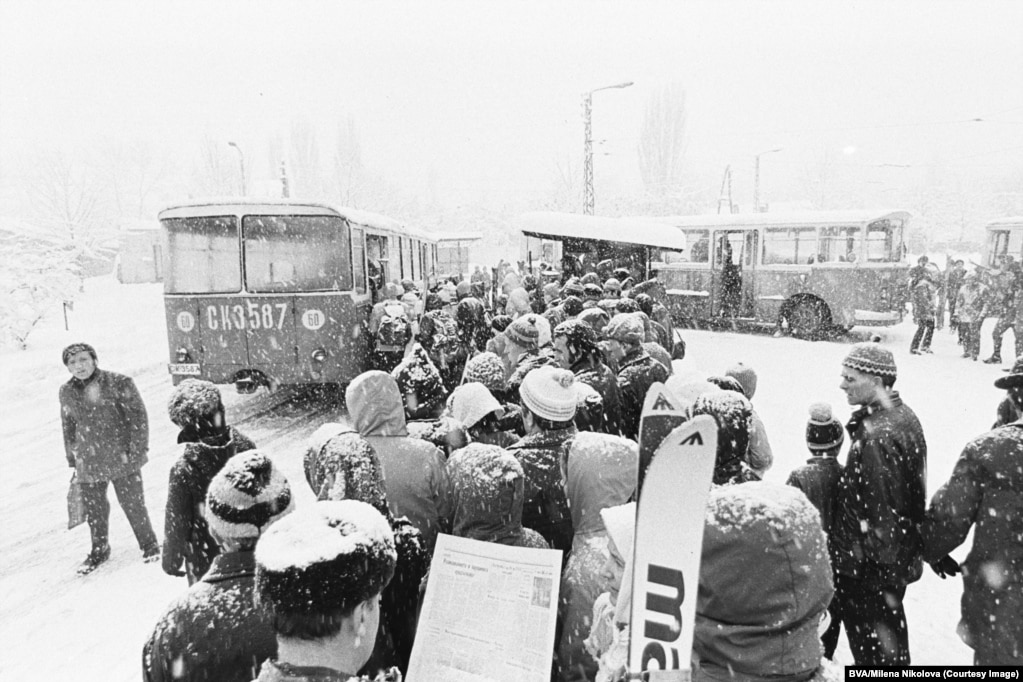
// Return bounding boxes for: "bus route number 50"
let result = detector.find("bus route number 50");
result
[206,302,288,331]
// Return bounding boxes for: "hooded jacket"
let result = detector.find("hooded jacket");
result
[347,371,451,550]
[557,433,638,682]
[144,550,275,682]
[446,444,548,549]
[59,369,149,483]
[694,482,833,681]
[922,421,1023,664]
[162,427,256,582]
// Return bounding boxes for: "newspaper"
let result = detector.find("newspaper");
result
[406,533,562,682]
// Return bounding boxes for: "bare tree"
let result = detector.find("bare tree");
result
[189,135,236,197]
[289,120,322,198]
[332,116,364,205]
[637,83,688,197]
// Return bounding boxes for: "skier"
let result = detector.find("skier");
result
[345,371,451,552]
[922,357,1023,666]
[162,379,257,583]
[557,432,638,682]
[143,451,293,682]
[445,443,549,549]
[59,342,159,574]
[304,429,429,675]
[831,342,927,665]
[251,501,398,682]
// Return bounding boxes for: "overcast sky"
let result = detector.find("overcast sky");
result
[2,0,1021,210]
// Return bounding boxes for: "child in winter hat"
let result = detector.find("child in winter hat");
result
[724,361,758,400]
[253,500,397,680]
[167,379,224,432]
[519,366,579,426]
[205,450,294,547]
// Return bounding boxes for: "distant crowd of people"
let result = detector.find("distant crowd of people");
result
[55,259,1022,680]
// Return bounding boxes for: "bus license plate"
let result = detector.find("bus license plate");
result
[168,363,201,375]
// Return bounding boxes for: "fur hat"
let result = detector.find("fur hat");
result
[505,314,541,349]
[615,298,640,314]
[725,362,758,400]
[519,366,578,423]
[690,390,754,485]
[463,352,507,394]
[562,295,584,317]
[562,280,585,298]
[448,382,503,429]
[304,430,388,512]
[806,402,844,452]
[167,379,223,428]
[842,342,897,378]
[994,355,1023,389]
[61,342,97,366]
[604,313,645,344]
[391,345,445,406]
[255,500,396,618]
[205,450,294,542]
[553,319,599,355]
[583,283,603,299]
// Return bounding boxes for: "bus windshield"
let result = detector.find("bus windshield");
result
[243,215,353,293]
[164,216,241,294]
[864,218,904,263]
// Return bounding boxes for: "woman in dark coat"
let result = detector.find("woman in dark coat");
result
[162,380,256,584]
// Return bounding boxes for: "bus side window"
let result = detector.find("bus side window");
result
[352,227,367,295]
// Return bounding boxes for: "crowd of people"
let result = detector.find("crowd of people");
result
[54,260,1023,681]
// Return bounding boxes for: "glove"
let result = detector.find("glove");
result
[929,555,961,579]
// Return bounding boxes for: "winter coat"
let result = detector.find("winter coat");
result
[252,660,382,682]
[162,427,256,582]
[557,433,638,682]
[785,456,842,534]
[303,424,430,675]
[912,279,936,323]
[956,281,989,324]
[831,392,927,585]
[507,427,577,553]
[59,369,149,483]
[694,482,833,682]
[922,421,1023,664]
[455,297,491,352]
[446,443,549,549]
[748,409,774,477]
[506,346,559,397]
[615,346,670,441]
[571,356,623,436]
[143,550,275,682]
[347,372,451,551]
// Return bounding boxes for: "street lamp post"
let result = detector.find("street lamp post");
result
[227,141,247,196]
[582,81,633,215]
[753,147,782,213]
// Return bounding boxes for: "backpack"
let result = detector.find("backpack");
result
[425,311,463,368]
[375,303,410,352]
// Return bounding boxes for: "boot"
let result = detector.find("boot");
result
[983,354,1002,364]
[142,543,160,564]
[77,543,111,575]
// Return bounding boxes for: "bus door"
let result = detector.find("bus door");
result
[712,230,757,317]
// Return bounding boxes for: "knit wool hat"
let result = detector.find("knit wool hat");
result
[603,278,622,293]
[725,362,758,400]
[842,342,897,378]
[577,307,610,333]
[562,295,584,318]
[448,382,503,429]
[614,298,640,314]
[604,313,645,344]
[583,283,603,299]
[463,351,507,394]
[205,450,294,542]
[562,280,585,298]
[553,319,599,355]
[61,342,97,366]
[167,379,223,428]
[806,402,845,451]
[505,314,541,350]
[519,366,578,423]
[255,500,396,618]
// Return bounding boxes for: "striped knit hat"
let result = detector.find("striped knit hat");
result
[842,342,897,378]
[205,450,294,542]
[806,402,845,452]
[520,366,578,423]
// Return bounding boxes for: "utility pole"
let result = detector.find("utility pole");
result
[227,141,247,196]
[582,81,633,215]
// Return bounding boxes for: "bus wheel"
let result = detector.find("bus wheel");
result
[789,299,830,339]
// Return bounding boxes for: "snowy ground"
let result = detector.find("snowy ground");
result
[1,275,998,679]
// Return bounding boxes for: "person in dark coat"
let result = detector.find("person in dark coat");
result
[304,428,429,676]
[143,450,294,682]
[162,379,257,584]
[506,366,579,553]
[831,343,927,666]
[252,500,398,682]
[921,358,1023,666]
[909,274,937,354]
[604,313,669,441]
[553,320,622,435]
[785,402,845,659]
[501,313,559,396]
[455,295,491,353]
[59,342,159,574]
[446,443,548,549]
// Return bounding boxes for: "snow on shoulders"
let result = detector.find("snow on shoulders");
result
[706,481,817,534]
[256,500,394,573]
